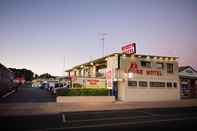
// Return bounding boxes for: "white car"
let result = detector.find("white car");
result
[52,83,68,94]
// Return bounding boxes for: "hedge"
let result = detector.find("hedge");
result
[57,88,109,96]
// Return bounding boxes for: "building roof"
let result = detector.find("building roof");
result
[179,66,190,72]
[179,66,197,73]
[65,53,178,72]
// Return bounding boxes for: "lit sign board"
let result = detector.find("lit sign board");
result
[87,80,99,85]
[128,63,161,76]
[122,42,136,54]
[106,68,113,89]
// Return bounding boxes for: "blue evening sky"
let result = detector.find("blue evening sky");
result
[0,0,196,75]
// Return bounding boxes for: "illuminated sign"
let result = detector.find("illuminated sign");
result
[87,80,99,85]
[122,42,136,54]
[106,68,113,89]
[70,75,77,81]
[128,63,143,75]
[128,63,162,76]
[146,70,161,76]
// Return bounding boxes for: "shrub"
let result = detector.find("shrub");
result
[61,88,109,96]
[73,83,82,88]
[56,88,69,96]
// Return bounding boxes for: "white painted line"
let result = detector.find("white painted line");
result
[62,114,66,123]
[36,116,197,131]
[140,111,159,116]
[71,115,151,123]
[1,90,15,98]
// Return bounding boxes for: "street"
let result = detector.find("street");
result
[0,107,197,130]
[0,86,56,103]
[0,86,197,130]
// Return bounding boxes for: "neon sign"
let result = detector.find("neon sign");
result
[122,42,136,54]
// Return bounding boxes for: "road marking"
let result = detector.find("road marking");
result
[66,110,135,115]
[1,90,15,98]
[37,116,197,131]
[62,114,66,123]
[70,115,151,123]
[139,111,159,116]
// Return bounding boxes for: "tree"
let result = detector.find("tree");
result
[9,68,34,81]
[39,73,55,79]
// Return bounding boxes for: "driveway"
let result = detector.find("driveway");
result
[0,86,56,103]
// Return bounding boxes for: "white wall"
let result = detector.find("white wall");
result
[118,54,180,101]
[125,88,180,101]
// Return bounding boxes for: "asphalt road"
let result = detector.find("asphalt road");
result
[0,107,197,130]
[0,86,56,103]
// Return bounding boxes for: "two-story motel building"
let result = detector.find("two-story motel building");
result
[66,43,180,101]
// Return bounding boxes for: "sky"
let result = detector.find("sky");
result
[0,0,197,76]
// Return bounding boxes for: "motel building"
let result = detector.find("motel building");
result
[179,66,197,99]
[66,43,180,101]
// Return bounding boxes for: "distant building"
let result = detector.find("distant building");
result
[179,66,197,98]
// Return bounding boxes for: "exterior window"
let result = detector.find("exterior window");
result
[150,82,165,87]
[139,81,147,87]
[141,61,151,68]
[167,63,173,73]
[173,82,177,88]
[128,81,137,87]
[156,62,164,69]
[167,82,172,88]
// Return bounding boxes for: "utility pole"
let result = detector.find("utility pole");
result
[62,56,65,76]
[99,33,108,57]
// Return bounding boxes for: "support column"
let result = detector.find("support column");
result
[91,66,96,77]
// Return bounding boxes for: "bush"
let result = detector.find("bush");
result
[73,83,82,88]
[56,88,69,96]
[61,88,109,96]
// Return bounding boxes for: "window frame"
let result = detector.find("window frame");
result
[149,81,165,88]
[156,62,164,69]
[141,61,151,68]
[167,82,173,88]
[167,63,174,73]
[173,82,177,88]
[128,81,137,87]
[139,81,148,87]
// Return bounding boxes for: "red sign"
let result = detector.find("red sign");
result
[128,63,143,75]
[87,80,99,85]
[106,69,112,79]
[106,68,113,88]
[128,63,162,76]
[70,75,77,81]
[122,42,136,54]
[146,70,161,76]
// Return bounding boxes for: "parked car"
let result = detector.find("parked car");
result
[52,83,68,95]
[40,83,49,89]
[47,80,58,91]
